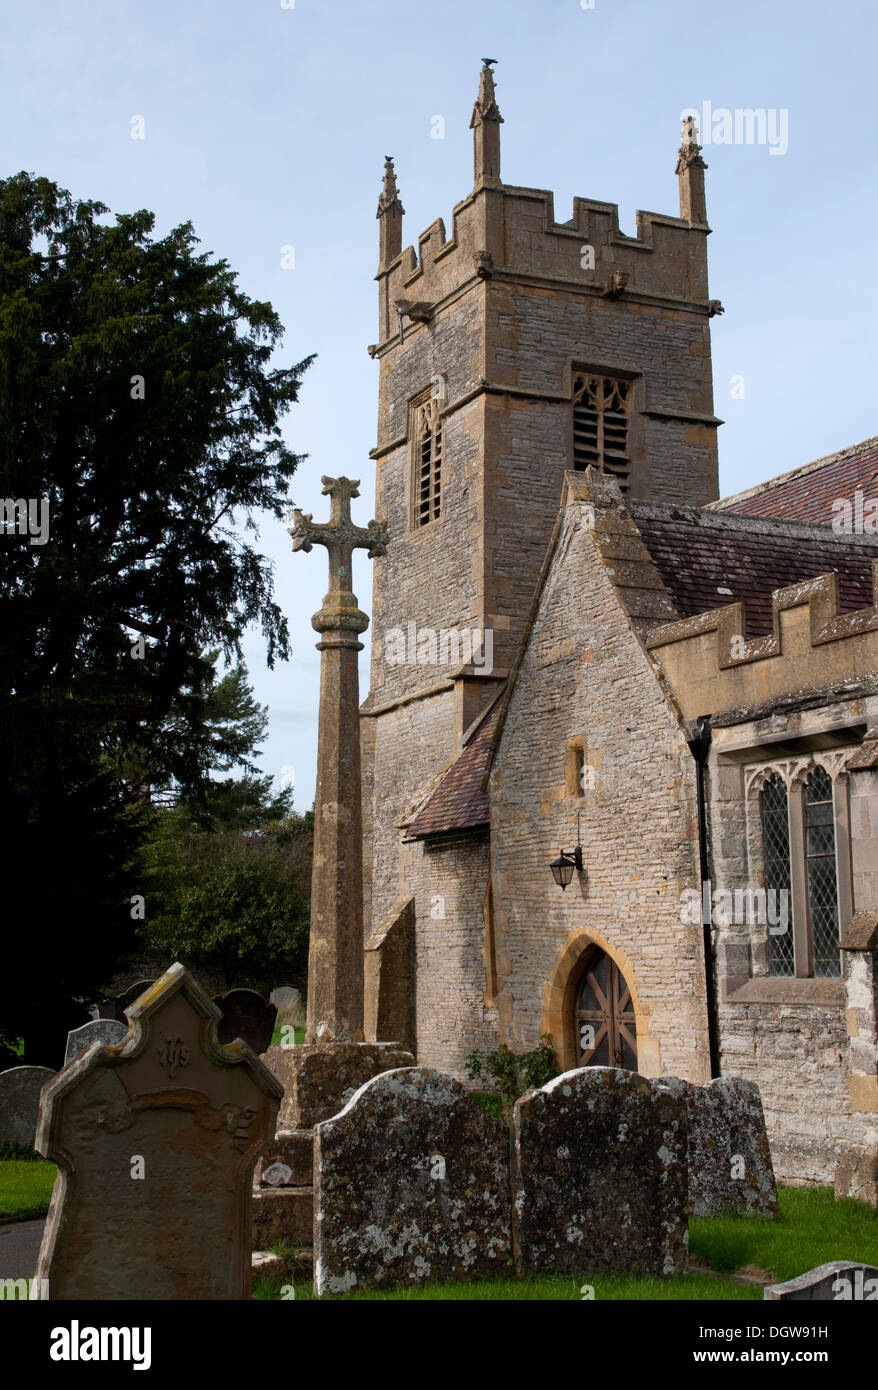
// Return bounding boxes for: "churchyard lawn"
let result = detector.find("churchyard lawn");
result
[0,1154,56,1223]
[255,1185,878,1301]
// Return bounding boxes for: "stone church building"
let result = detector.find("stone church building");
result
[359,63,878,1187]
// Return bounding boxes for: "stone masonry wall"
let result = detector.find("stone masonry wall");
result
[489,494,711,1080]
[361,688,457,936]
[401,834,501,1078]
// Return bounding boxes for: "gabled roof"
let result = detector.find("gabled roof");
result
[631,503,878,639]
[403,700,501,839]
[709,435,878,524]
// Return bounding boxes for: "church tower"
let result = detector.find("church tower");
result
[361,66,722,936]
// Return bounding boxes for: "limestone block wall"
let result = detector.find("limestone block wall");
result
[489,497,710,1082]
[360,687,457,936]
[369,312,486,711]
[485,286,717,508]
[400,834,500,1079]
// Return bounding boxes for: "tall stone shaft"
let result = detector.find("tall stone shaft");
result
[289,476,387,1043]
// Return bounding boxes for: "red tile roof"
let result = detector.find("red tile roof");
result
[712,437,878,525]
[404,701,501,839]
[631,505,877,639]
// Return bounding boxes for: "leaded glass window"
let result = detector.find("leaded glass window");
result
[761,776,793,977]
[805,767,841,978]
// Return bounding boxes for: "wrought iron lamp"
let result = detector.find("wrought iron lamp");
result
[549,813,584,890]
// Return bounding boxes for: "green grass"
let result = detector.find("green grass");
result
[471,1091,505,1121]
[255,1185,878,1301]
[691,1185,878,1284]
[0,1159,57,1222]
[254,1272,759,1301]
[269,1024,306,1047]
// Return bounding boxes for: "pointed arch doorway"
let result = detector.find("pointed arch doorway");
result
[573,947,637,1069]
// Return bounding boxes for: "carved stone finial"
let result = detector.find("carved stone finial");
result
[377,155,405,219]
[676,115,707,173]
[470,59,503,128]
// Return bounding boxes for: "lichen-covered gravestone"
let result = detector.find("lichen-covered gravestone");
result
[0,1066,55,1149]
[314,1067,512,1294]
[64,1019,127,1065]
[654,1075,777,1217]
[34,963,282,1300]
[513,1067,688,1277]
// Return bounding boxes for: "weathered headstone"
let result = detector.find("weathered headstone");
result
[834,1145,878,1208]
[0,1066,55,1149]
[35,963,282,1300]
[314,1067,512,1294]
[513,1067,688,1277]
[654,1075,777,1217]
[99,980,153,1022]
[270,986,301,1019]
[64,1019,127,1065]
[213,988,277,1056]
[764,1261,878,1301]
[263,1040,414,1129]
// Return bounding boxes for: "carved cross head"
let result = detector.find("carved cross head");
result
[289,476,387,605]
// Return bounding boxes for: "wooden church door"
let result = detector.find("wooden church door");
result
[574,949,637,1069]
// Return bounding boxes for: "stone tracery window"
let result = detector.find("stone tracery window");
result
[572,373,631,490]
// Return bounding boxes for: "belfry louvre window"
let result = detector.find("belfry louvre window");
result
[573,374,631,489]
[414,396,442,526]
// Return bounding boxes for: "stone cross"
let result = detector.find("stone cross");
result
[289,477,387,1044]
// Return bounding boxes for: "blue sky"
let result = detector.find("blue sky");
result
[3,0,876,809]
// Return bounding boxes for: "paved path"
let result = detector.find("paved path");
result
[0,1219,44,1281]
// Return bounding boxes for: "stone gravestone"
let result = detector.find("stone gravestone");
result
[263,1040,414,1130]
[513,1067,689,1278]
[0,1066,55,1149]
[764,1261,878,1301]
[654,1075,778,1218]
[270,986,301,1019]
[34,963,282,1300]
[64,1019,127,1065]
[99,980,154,1022]
[213,989,277,1057]
[314,1067,512,1294]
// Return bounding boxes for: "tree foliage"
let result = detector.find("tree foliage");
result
[140,810,312,995]
[0,173,312,1063]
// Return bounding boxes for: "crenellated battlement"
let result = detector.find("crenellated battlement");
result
[374,65,716,352]
[646,556,878,720]
[375,181,713,351]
